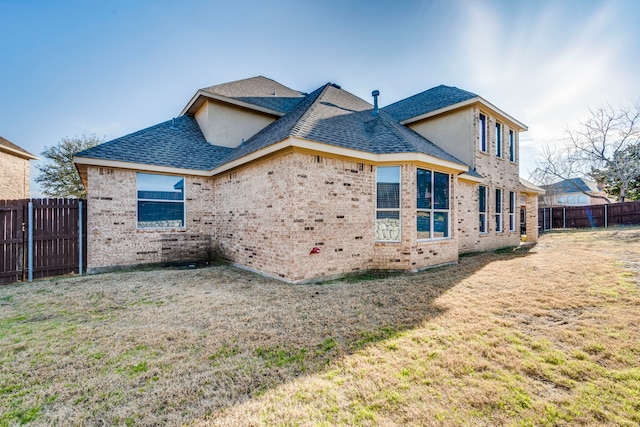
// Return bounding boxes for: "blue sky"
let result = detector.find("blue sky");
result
[1,0,639,196]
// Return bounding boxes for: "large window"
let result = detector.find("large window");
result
[417,169,450,240]
[479,113,487,152]
[495,188,503,233]
[137,173,185,229]
[509,129,515,162]
[376,166,400,241]
[479,185,487,233]
[496,122,502,157]
[509,191,516,231]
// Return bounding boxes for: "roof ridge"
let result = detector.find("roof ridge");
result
[290,83,334,137]
[383,84,478,111]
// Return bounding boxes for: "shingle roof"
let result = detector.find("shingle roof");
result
[75,116,232,170]
[224,83,467,167]
[382,85,478,122]
[0,135,36,159]
[542,178,600,194]
[200,76,306,114]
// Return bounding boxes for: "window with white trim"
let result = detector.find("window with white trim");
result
[479,113,487,152]
[496,122,502,157]
[495,188,503,232]
[509,129,515,162]
[137,173,185,229]
[509,191,516,231]
[376,166,400,241]
[417,169,450,240]
[479,185,487,233]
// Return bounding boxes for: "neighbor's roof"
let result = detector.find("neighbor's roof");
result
[0,136,37,160]
[75,116,231,171]
[542,178,600,194]
[181,76,306,116]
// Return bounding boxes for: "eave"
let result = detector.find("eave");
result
[0,144,38,160]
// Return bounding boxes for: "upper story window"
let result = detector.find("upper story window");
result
[417,169,450,240]
[137,173,185,229]
[496,122,503,157]
[479,185,487,234]
[376,166,401,241]
[479,113,487,153]
[509,129,515,162]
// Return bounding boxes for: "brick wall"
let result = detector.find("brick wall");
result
[85,167,215,272]
[0,151,30,200]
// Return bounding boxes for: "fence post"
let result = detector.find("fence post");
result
[604,204,608,228]
[550,207,553,230]
[79,201,83,275]
[28,201,33,282]
[563,207,566,229]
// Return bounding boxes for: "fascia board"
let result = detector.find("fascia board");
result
[0,145,38,160]
[179,90,286,117]
[73,156,211,177]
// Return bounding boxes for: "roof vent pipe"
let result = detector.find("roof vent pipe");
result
[372,90,380,117]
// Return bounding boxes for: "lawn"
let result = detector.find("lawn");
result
[1,227,639,426]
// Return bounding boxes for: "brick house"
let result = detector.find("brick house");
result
[74,76,542,283]
[0,136,36,200]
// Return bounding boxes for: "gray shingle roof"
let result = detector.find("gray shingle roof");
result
[224,83,467,167]
[542,178,600,194]
[200,76,306,114]
[383,85,478,122]
[75,116,232,170]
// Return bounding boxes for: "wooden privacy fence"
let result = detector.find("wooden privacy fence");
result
[539,200,640,231]
[0,198,87,285]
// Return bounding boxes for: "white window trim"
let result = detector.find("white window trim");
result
[417,169,451,242]
[495,188,503,233]
[479,185,488,234]
[479,113,488,153]
[496,121,502,158]
[375,166,401,243]
[509,191,516,232]
[136,173,186,230]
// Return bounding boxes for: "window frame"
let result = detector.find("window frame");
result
[376,166,401,242]
[509,191,516,232]
[136,173,186,230]
[417,168,450,241]
[509,129,515,162]
[479,113,487,153]
[495,188,503,233]
[479,185,488,234]
[496,121,503,158]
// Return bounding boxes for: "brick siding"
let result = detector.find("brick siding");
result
[0,151,30,199]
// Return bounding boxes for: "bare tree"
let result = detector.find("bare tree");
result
[533,103,640,203]
[36,133,102,198]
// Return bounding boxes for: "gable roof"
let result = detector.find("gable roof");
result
[222,83,467,167]
[383,85,478,122]
[181,76,306,117]
[75,116,231,171]
[0,136,37,160]
[383,84,528,131]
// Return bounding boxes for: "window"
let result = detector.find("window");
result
[577,195,587,204]
[509,191,516,231]
[495,122,502,157]
[495,188,503,232]
[479,185,487,233]
[417,169,450,240]
[137,173,185,228]
[479,113,487,152]
[376,166,400,241]
[509,129,515,162]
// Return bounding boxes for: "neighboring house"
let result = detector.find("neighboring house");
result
[74,76,541,283]
[539,178,608,207]
[0,136,37,200]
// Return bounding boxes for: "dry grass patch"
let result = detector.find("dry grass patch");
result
[1,227,639,426]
